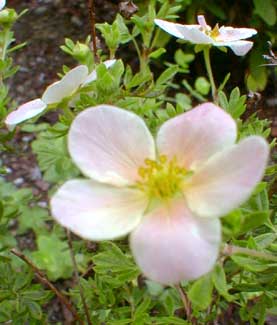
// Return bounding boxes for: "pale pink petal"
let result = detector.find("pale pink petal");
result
[213,40,254,56]
[68,105,155,186]
[197,15,210,30]
[42,65,88,104]
[130,200,221,285]
[5,98,47,129]
[0,0,5,10]
[218,26,257,41]
[83,59,117,85]
[50,179,147,240]
[154,19,212,44]
[154,19,187,39]
[185,136,269,218]
[157,103,237,170]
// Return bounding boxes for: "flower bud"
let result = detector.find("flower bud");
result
[0,8,18,25]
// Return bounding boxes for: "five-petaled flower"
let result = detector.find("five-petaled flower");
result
[50,103,269,285]
[5,60,116,129]
[155,15,257,56]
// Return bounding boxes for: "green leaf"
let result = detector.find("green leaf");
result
[156,65,179,86]
[26,301,42,320]
[231,255,269,272]
[194,77,210,95]
[31,234,73,281]
[254,0,276,25]
[32,134,79,183]
[92,242,139,287]
[188,274,213,310]
[212,265,233,301]
[149,48,166,59]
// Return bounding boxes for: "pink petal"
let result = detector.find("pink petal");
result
[157,103,237,170]
[42,65,88,104]
[154,19,212,44]
[83,59,117,85]
[68,105,155,186]
[50,179,147,240]
[218,26,257,42]
[197,15,210,30]
[5,98,47,129]
[130,200,221,285]
[214,40,254,56]
[185,136,269,218]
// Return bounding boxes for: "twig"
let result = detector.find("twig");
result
[88,0,99,62]
[10,248,84,325]
[67,230,93,325]
[223,244,277,262]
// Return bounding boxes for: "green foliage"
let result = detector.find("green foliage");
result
[0,257,51,322]
[31,234,73,281]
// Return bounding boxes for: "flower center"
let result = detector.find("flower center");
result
[136,155,192,201]
[197,15,220,40]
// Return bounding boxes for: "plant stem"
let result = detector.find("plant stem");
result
[88,0,99,62]
[67,230,93,325]
[223,244,277,262]
[176,284,192,322]
[10,248,84,325]
[203,46,217,103]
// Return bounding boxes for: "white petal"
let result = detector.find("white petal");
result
[42,65,89,104]
[154,19,186,39]
[0,0,5,10]
[68,105,155,186]
[50,179,147,240]
[197,15,210,30]
[157,103,237,170]
[130,200,221,285]
[214,40,254,56]
[218,26,257,41]
[83,59,117,85]
[5,99,47,129]
[185,136,270,218]
[154,19,212,44]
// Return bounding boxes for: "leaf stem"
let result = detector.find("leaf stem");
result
[10,248,84,324]
[203,46,217,103]
[223,244,277,262]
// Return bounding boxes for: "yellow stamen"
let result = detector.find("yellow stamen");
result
[136,155,193,201]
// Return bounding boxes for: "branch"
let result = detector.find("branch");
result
[10,248,84,325]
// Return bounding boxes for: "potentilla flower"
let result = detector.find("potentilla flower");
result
[155,15,257,56]
[50,103,269,285]
[5,60,116,129]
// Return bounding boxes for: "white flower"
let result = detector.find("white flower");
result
[42,60,117,104]
[155,15,257,56]
[5,60,116,128]
[50,103,269,285]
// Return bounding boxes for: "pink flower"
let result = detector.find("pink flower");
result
[5,60,116,129]
[155,15,257,56]
[50,103,269,285]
